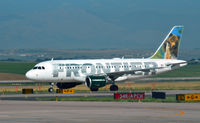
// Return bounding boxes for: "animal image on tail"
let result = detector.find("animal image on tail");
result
[151,26,183,59]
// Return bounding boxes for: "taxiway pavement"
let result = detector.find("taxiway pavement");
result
[0,101,199,123]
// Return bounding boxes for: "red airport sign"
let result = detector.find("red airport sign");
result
[114,92,145,99]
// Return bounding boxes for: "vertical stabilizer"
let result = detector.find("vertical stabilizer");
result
[151,26,184,59]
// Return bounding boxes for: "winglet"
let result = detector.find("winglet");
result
[151,26,184,59]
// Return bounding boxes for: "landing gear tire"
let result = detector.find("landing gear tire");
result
[48,87,53,93]
[90,88,99,91]
[48,82,54,93]
[110,85,118,91]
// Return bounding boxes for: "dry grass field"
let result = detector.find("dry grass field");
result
[0,73,26,80]
[1,81,200,93]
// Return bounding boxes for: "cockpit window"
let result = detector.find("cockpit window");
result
[33,66,45,70]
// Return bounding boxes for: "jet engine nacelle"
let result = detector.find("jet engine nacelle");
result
[85,75,107,91]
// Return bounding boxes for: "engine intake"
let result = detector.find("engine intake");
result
[85,75,107,89]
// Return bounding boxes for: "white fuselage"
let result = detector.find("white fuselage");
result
[25,58,187,83]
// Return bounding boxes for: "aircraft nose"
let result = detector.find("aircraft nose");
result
[25,70,34,80]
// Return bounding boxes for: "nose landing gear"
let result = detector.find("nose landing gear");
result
[48,82,54,93]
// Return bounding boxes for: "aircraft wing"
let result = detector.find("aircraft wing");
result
[105,67,163,81]
[105,61,187,80]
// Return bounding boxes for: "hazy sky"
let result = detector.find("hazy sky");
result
[0,0,199,50]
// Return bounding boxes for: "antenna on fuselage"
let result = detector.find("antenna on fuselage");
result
[51,58,54,61]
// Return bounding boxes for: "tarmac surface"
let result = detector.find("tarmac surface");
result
[0,101,199,123]
[1,90,200,99]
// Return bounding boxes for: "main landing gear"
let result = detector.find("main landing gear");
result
[48,82,54,93]
[109,78,118,91]
[110,84,118,91]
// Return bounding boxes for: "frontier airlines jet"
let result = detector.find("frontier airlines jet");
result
[26,26,187,92]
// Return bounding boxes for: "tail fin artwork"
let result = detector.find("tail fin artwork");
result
[151,26,184,59]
